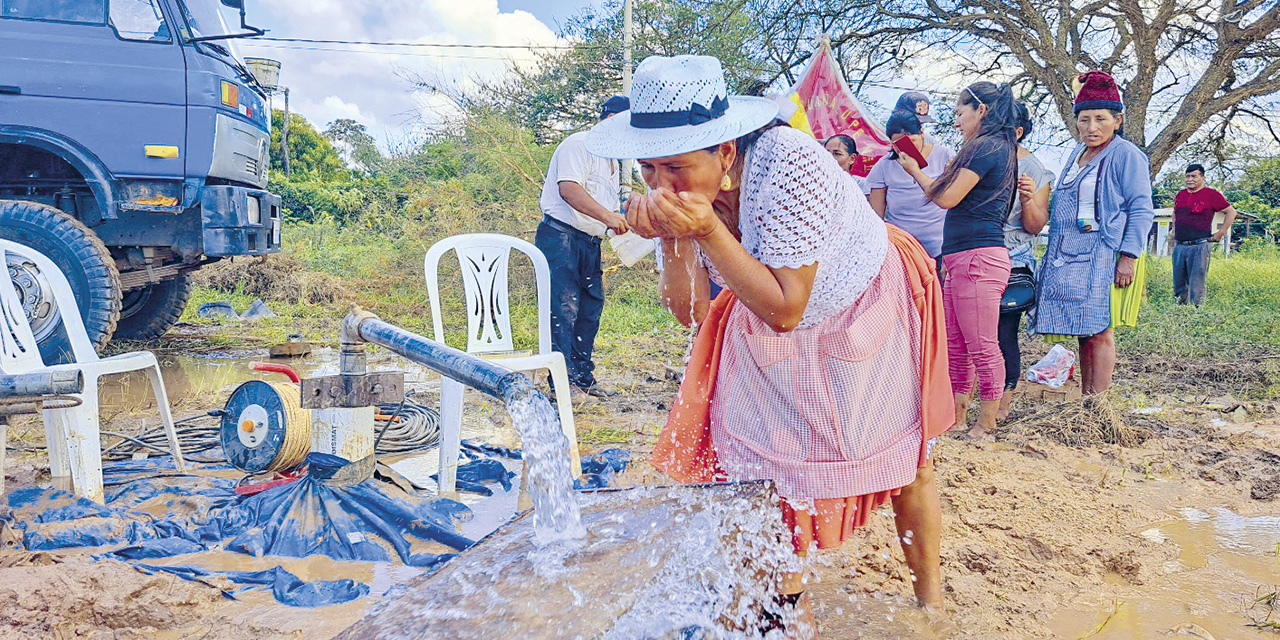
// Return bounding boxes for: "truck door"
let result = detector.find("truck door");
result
[0,0,187,188]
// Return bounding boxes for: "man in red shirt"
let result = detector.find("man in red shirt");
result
[1171,164,1238,305]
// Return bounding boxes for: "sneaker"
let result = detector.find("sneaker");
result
[575,382,619,398]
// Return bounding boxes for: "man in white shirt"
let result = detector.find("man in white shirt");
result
[535,95,630,397]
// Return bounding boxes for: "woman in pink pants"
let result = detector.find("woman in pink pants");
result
[897,81,1019,438]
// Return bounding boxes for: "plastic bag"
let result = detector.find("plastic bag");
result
[1025,344,1076,387]
[609,231,655,267]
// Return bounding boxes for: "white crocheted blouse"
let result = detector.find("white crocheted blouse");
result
[704,126,889,328]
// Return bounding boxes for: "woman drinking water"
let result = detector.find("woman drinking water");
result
[586,55,955,631]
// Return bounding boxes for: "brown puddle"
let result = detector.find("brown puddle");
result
[1049,506,1280,639]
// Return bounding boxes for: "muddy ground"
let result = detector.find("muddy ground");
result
[2,326,1279,639]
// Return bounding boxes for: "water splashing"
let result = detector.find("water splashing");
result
[338,482,800,639]
[503,379,585,545]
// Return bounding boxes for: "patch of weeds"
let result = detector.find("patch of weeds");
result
[192,254,347,306]
[1248,587,1280,632]
[579,427,635,445]
[1005,393,1149,448]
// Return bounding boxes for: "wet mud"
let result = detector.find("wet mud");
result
[3,336,1279,638]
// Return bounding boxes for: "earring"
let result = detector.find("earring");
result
[720,174,733,191]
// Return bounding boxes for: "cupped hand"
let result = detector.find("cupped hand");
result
[645,188,721,239]
[1115,254,1136,287]
[625,193,660,239]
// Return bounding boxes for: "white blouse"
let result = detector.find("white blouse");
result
[704,127,889,328]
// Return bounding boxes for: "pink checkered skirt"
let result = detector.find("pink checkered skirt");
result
[710,246,924,509]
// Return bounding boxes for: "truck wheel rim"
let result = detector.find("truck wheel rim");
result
[6,257,61,343]
[120,286,153,320]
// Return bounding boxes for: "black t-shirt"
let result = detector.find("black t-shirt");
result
[941,136,1015,255]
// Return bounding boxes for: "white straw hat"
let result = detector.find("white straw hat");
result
[584,55,780,160]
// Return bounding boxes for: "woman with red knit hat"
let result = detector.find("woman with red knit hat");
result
[1033,70,1155,394]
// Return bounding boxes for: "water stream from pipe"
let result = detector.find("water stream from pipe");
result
[503,383,585,545]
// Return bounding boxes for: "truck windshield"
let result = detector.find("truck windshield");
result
[177,0,243,43]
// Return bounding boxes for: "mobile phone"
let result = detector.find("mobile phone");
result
[892,136,928,169]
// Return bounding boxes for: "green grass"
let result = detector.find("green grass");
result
[178,277,341,348]
[186,219,686,371]
[577,427,638,445]
[190,219,1280,382]
[1121,242,1280,358]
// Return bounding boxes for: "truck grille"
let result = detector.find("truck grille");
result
[211,113,270,189]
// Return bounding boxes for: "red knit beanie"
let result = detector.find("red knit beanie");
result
[1073,70,1123,114]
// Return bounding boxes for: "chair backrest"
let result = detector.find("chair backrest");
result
[0,239,99,373]
[424,234,552,356]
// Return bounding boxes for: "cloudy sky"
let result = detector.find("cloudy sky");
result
[227,1,1090,171]
[234,0,605,149]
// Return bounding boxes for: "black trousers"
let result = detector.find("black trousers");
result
[997,267,1033,391]
[535,217,605,387]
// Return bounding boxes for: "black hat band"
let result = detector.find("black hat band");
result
[631,95,729,129]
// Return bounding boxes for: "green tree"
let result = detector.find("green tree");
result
[324,118,383,174]
[1232,194,1280,236]
[1228,157,1280,237]
[467,0,767,142]
[1241,157,1280,208]
[270,110,347,180]
[1153,171,1186,209]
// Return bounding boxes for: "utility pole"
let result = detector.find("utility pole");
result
[622,0,633,93]
[621,0,634,190]
[282,87,291,177]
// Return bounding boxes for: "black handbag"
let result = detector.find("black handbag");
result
[1000,269,1036,314]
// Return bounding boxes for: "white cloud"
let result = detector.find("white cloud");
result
[288,95,376,133]
[236,0,563,150]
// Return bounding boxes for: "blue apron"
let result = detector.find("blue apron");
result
[1033,151,1118,337]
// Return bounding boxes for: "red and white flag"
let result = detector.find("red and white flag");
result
[787,38,890,178]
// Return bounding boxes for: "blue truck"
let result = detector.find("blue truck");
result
[0,0,280,362]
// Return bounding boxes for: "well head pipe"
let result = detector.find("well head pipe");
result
[347,309,530,402]
[0,371,83,397]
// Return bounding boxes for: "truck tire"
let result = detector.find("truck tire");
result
[115,274,193,341]
[0,200,121,364]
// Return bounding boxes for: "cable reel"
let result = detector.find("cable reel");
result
[219,380,312,473]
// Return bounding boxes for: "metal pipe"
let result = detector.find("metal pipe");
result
[0,371,83,397]
[354,315,529,402]
[340,306,375,376]
[345,308,566,497]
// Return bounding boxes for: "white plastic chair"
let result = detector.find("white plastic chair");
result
[0,239,184,503]
[425,234,580,495]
